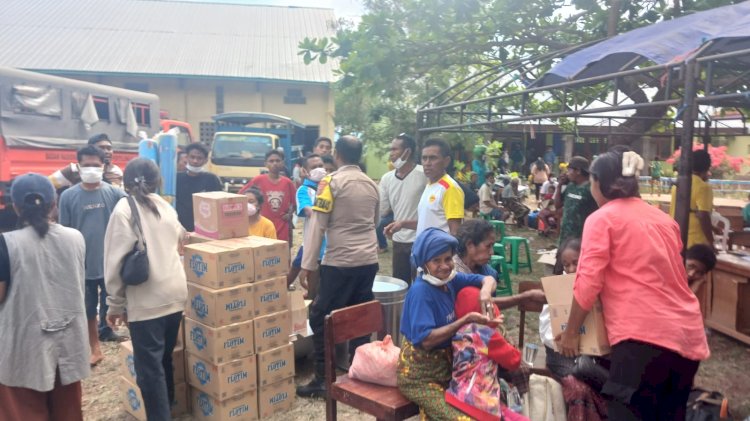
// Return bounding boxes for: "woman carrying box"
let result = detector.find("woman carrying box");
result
[555,148,709,421]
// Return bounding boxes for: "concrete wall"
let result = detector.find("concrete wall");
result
[59,74,335,140]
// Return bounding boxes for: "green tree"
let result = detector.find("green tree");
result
[301,0,741,148]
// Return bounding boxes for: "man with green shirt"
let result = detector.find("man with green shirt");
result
[554,156,598,255]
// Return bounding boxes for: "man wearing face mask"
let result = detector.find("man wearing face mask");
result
[378,133,427,285]
[49,133,124,191]
[59,145,127,366]
[286,154,328,298]
[175,143,223,231]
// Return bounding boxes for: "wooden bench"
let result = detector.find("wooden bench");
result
[324,301,419,421]
[517,280,557,379]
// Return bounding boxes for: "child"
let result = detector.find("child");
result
[286,154,327,298]
[542,238,608,420]
[445,287,529,421]
[245,187,276,239]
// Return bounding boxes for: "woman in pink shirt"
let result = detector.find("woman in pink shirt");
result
[556,148,709,421]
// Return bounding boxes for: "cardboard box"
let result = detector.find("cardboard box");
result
[256,343,295,387]
[187,283,255,327]
[193,192,250,240]
[258,377,295,419]
[191,387,258,421]
[187,353,257,400]
[228,236,289,282]
[252,276,289,317]
[189,232,217,244]
[541,274,611,356]
[185,317,255,364]
[119,377,188,420]
[184,242,253,289]
[289,289,312,336]
[176,318,185,349]
[119,341,185,385]
[253,310,291,353]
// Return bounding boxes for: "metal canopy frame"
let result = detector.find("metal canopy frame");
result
[416,45,750,250]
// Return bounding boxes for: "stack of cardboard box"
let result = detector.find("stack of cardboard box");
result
[117,338,190,420]
[182,192,296,420]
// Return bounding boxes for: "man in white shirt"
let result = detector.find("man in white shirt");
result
[478,171,504,220]
[378,134,427,284]
[386,138,464,237]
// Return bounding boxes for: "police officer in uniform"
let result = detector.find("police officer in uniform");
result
[296,136,380,398]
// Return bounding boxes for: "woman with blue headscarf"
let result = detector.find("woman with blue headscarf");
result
[398,228,498,420]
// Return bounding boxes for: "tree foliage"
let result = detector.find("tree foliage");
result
[300,0,742,151]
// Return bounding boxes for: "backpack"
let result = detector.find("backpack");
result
[686,388,732,421]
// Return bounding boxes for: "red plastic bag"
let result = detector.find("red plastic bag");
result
[348,335,400,387]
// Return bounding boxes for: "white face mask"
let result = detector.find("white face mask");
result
[247,203,258,217]
[186,164,204,173]
[309,167,327,182]
[80,167,103,184]
[420,267,457,287]
[392,150,410,170]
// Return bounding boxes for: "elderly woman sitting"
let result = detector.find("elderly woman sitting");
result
[398,228,498,420]
[453,219,546,310]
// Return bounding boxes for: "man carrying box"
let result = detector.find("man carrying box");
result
[296,136,380,398]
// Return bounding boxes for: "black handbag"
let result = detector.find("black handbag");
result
[571,355,610,392]
[120,196,150,286]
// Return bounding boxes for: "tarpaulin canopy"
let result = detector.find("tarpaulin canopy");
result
[537,1,750,87]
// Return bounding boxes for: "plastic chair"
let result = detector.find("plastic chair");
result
[490,255,513,297]
[479,213,492,221]
[488,220,506,241]
[493,242,506,260]
[500,236,532,274]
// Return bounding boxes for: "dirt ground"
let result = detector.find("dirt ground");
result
[83,220,750,420]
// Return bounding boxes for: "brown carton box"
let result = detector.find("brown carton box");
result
[185,317,255,364]
[253,310,291,353]
[289,289,311,336]
[187,283,255,328]
[184,242,253,289]
[119,341,185,385]
[191,387,258,421]
[541,274,611,356]
[119,377,188,420]
[252,276,289,317]
[228,236,289,282]
[193,192,250,240]
[258,377,295,419]
[256,343,295,387]
[187,353,257,400]
[188,232,216,244]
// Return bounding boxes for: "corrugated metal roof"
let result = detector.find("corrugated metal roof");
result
[0,0,338,83]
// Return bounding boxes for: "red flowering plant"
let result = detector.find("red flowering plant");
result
[666,143,747,179]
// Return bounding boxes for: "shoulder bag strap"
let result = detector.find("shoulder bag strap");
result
[126,196,147,250]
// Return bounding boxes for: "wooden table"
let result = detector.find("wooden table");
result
[641,194,746,232]
[704,253,750,346]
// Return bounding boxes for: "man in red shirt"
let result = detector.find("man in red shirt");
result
[240,150,296,242]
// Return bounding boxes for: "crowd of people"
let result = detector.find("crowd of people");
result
[0,130,721,421]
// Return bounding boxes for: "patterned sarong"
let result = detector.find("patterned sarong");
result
[397,339,472,421]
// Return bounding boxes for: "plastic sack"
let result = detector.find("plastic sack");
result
[348,335,400,387]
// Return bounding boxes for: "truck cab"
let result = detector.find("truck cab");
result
[207,112,304,191]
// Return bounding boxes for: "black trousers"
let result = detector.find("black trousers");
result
[603,340,700,421]
[129,311,183,421]
[309,263,378,378]
[392,241,415,286]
